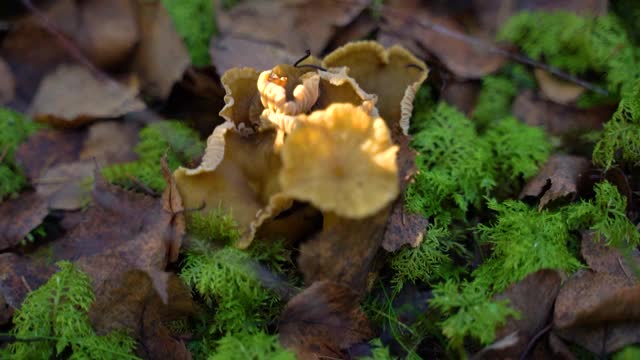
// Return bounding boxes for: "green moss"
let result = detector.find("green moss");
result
[365,339,397,360]
[474,199,583,293]
[430,279,520,349]
[390,223,461,293]
[102,120,204,193]
[187,208,241,246]
[161,0,216,66]
[208,331,295,360]
[0,108,39,200]
[484,116,551,184]
[5,261,138,359]
[567,181,639,247]
[406,103,495,225]
[593,79,640,169]
[472,75,518,128]
[614,346,640,360]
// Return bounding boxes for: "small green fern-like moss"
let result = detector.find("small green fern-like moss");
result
[567,181,639,247]
[6,261,138,360]
[187,209,242,246]
[430,279,520,349]
[593,79,640,169]
[161,0,216,66]
[365,339,397,360]
[390,223,461,293]
[474,199,583,293]
[614,346,640,360]
[102,120,203,193]
[406,103,495,224]
[0,108,39,199]
[484,116,551,183]
[208,331,295,360]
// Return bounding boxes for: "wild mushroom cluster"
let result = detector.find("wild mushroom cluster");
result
[174,41,427,278]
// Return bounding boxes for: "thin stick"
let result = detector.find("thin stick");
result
[125,174,158,197]
[519,323,553,360]
[383,6,609,96]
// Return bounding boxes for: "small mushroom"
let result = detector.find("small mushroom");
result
[323,41,428,136]
[279,103,399,219]
[219,67,264,134]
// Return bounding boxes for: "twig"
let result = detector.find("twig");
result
[382,6,609,96]
[519,323,553,360]
[125,174,158,197]
[20,0,106,80]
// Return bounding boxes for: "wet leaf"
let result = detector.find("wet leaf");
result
[0,253,56,310]
[520,154,591,210]
[28,65,145,128]
[16,129,85,181]
[581,231,640,278]
[0,192,48,251]
[0,57,15,105]
[279,281,374,360]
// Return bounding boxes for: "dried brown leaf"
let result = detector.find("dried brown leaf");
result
[79,121,139,165]
[441,80,480,116]
[0,253,56,310]
[28,65,145,127]
[76,0,139,69]
[513,90,612,136]
[298,208,389,292]
[581,231,640,278]
[132,0,190,99]
[161,156,185,263]
[520,154,590,210]
[35,160,94,211]
[16,129,85,181]
[279,281,374,360]
[534,69,585,105]
[0,192,49,251]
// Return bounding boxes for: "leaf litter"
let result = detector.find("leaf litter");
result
[0,0,639,359]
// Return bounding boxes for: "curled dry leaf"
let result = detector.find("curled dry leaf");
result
[132,0,190,99]
[0,253,56,311]
[534,69,585,105]
[581,231,640,278]
[323,41,428,135]
[279,281,374,360]
[513,90,613,136]
[28,65,145,128]
[280,103,398,219]
[0,192,49,251]
[520,154,590,210]
[161,156,185,263]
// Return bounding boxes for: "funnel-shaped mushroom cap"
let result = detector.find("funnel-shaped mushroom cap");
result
[219,68,264,134]
[323,41,428,135]
[257,64,320,115]
[174,127,291,249]
[280,103,399,219]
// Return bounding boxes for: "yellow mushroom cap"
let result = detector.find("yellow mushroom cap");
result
[279,103,399,219]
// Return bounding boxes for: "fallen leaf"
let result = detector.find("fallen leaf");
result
[534,69,585,105]
[0,253,56,310]
[382,200,429,252]
[210,35,298,75]
[441,80,480,116]
[89,270,196,360]
[581,231,640,278]
[381,0,506,79]
[520,154,590,210]
[35,160,94,211]
[0,57,15,105]
[16,129,86,181]
[132,0,190,99]
[79,121,139,165]
[75,0,139,69]
[478,270,562,358]
[0,192,49,251]
[298,208,389,291]
[28,65,145,128]
[556,322,640,356]
[279,281,374,360]
[513,90,612,136]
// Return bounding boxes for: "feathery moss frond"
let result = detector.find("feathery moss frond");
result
[430,279,520,349]
[186,208,241,246]
[161,0,216,66]
[0,108,39,199]
[7,261,138,360]
[208,331,295,360]
[103,120,204,193]
[474,199,583,294]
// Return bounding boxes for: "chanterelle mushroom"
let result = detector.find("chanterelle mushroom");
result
[279,103,399,219]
